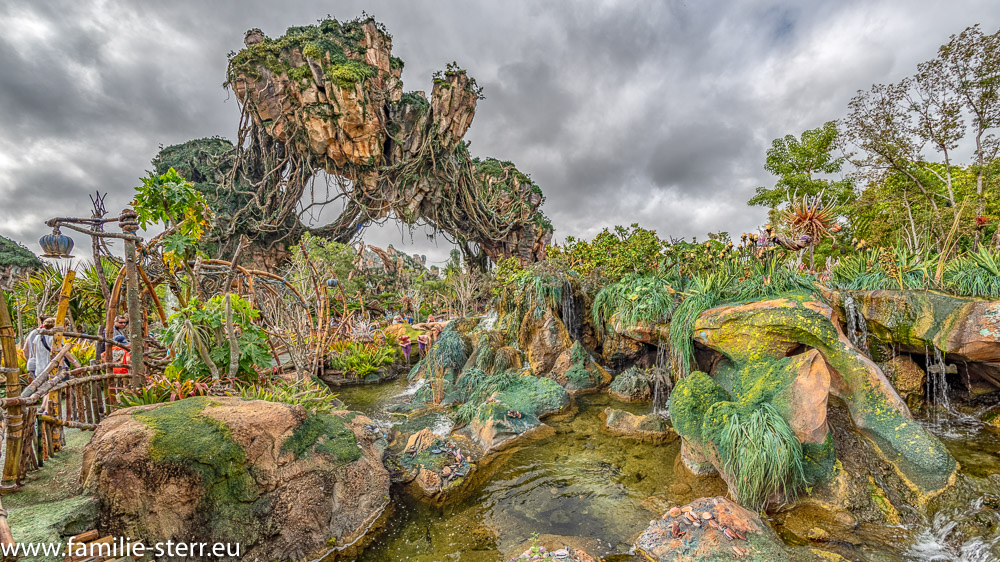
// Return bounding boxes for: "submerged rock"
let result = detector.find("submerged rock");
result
[80,397,390,561]
[608,366,653,402]
[601,408,677,443]
[635,496,789,561]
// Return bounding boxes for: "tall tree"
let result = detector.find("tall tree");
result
[749,121,855,210]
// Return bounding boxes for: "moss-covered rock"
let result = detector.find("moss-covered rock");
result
[693,297,957,497]
[609,366,654,402]
[832,290,1000,389]
[80,396,390,561]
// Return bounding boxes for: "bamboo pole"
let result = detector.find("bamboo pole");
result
[50,270,75,452]
[0,288,23,489]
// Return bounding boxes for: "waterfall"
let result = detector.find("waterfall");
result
[926,346,952,417]
[844,294,870,356]
[561,280,580,341]
[651,344,672,415]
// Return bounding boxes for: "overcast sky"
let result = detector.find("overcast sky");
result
[1,0,998,266]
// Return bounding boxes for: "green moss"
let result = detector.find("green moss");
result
[668,371,731,444]
[133,397,262,543]
[283,413,362,465]
[802,433,836,485]
[328,60,375,88]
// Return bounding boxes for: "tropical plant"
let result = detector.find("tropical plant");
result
[327,340,398,378]
[161,293,271,381]
[592,274,676,336]
[718,403,806,512]
[944,247,1000,298]
[239,378,340,414]
[831,245,933,290]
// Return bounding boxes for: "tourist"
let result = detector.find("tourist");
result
[112,314,130,345]
[22,315,52,376]
[30,317,57,380]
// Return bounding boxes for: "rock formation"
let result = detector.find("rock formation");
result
[177,16,555,265]
[80,397,390,561]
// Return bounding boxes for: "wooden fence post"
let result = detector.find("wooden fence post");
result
[119,208,144,389]
[0,288,23,489]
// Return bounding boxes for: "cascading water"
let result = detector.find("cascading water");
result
[923,345,956,427]
[560,280,580,342]
[651,344,672,415]
[844,294,870,356]
[905,495,1000,561]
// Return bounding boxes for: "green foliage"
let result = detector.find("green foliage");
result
[549,224,666,281]
[831,245,933,290]
[133,168,212,268]
[748,121,855,210]
[327,341,397,378]
[944,246,1000,298]
[0,235,41,270]
[227,16,379,87]
[117,386,171,408]
[592,274,676,335]
[161,294,271,381]
[717,403,806,512]
[239,378,340,414]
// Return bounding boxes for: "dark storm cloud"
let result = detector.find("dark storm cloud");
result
[1,0,998,265]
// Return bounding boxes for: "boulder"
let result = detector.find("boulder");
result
[635,496,789,561]
[692,296,957,497]
[522,308,573,375]
[884,355,926,411]
[548,341,612,393]
[80,397,390,561]
[609,366,653,402]
[601,408,677,443]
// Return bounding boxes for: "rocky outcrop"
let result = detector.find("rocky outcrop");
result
[833,290,1000,388]
[601,408,677,443]
[224,17,552,264]
[884,355,926,410]
[691,296,957,496]
[635,497,789,561]
[80,397,390,561]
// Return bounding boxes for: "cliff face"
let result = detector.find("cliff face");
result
[224,17,552,265]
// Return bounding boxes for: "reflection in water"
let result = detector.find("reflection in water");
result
[352,392,724,560]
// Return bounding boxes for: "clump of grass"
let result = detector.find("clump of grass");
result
[718,403,806,512]
[831,245,931,291]
[591,274,677,336]
[944,247,1000,298]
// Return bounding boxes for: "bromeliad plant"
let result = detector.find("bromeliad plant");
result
[944,247,1000,298]
[327,340,398,378]
[161,293,271,382]
[239,378,340,414]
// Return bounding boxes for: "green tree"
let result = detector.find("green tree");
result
[749,121,855,211]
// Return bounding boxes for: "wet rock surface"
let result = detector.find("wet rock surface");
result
[601,408,677,443]
[635,496,789,561]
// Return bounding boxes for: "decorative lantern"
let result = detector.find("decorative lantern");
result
[326,278,339,288]
[39,227,74,258]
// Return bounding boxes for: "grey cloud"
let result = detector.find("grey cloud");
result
[1,0,998,265]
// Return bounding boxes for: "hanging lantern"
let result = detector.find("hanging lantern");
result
[326,278,339,288]
[39,227,74,258]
